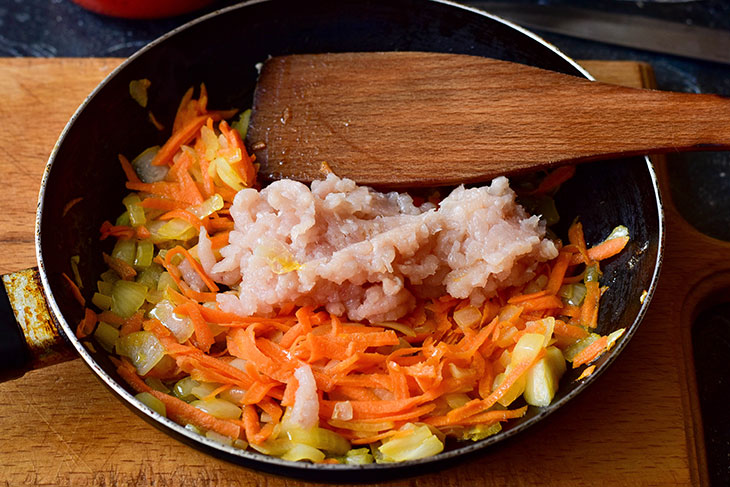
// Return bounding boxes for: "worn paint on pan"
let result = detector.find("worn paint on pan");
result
[1,268,75,369]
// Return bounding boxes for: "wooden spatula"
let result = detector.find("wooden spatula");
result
[247,51,730,187]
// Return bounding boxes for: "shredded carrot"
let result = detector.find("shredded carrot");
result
[135,225,151,239]
[99,221,135,240]
[103,252,137,280]
[177,302,215,353]
[576,364,596,380]
[118,154,141,183]
[62,197,83,217]
[159,209,205,230]
[572,336,609,368]
[553,320,589,339]
[76,308,97,339]
[164,246,219,293]
[62,272,85,307]
[92,87,633,463]
[526,166,576,195]
[568,220,591,267]
[570,236,629,266]
[139,198,185,211]
[151,114,209,167]
[120,311,144,337]
[581,281,601,328]
[99,310,125,327]
[545,250,572,295]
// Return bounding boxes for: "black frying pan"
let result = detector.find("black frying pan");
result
[0,0,663,481]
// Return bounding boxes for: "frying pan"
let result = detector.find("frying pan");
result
[0,0,662,481]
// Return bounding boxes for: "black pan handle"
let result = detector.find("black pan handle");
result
[0,268,76,381]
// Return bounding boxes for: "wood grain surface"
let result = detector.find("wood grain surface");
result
[0,58,727,486]
[250,52,730,187]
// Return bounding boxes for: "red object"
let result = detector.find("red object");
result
[71,0,216,19]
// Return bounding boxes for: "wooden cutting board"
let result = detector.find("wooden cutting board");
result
[0,58,727,486]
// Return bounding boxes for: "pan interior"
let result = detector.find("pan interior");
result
[36,0,662,479]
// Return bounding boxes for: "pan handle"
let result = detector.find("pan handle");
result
[0,268,76,381]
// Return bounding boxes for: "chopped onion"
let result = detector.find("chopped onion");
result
[376,321,416,337]
[132,146,167,183]
[136,263,163,290]
[112,239,136,266]
[331,401,353,421]
[378,423,443,462]
[148,218,197,243]
[605,225,630,241]
[188,194,224,219]
[116,331,165,375]
[213,157,245,191]
[173,377,200,402]
[123,193,146,227]
[93,321,118,352]
[190,381,221,400]
[191,398,242,420]
[91,292,112,311]
[453,305,482,329]
[280,443,326,463]
[129,79,151,108]
[134,240,154,268]
[144,377,170,393]
[201,125,220,161]
[135,391,166,417]
[284,427,350,455]
[111,280,147,318]
[606,328,626,351]
[559,283,587,306]
[219,387,247,405]
[444,393,470,409]
[149,300,194,342]
[344,448,374,465]
[205,430,234,446]
[564,333,601,362]
[231,109,251,140]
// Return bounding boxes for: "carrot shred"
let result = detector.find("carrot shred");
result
[177,302,215,353]
[76,308,97,339]
[526,166,576,195]
[159,209,205,230]
[100,221,135,240]
[151,114,209,167]
[90,88,635,460]
[62,272,85,307]
[570,236,629,266]
[572,336,609,367]
[118,154,141,183]
[62,197,83,217]
[103,252,137,280]
[581,281,601,328]
[545,250,572,295]
[120,311,144,337]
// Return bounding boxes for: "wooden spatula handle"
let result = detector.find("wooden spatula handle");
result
[248,52,730,187]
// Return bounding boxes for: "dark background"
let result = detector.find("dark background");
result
[1,0,728,484]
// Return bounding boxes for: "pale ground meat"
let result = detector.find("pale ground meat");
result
[198,174,558,323]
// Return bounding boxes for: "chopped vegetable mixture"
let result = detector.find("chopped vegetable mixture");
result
[74,85,629,464]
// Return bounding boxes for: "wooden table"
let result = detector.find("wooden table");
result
[0,58,727,486]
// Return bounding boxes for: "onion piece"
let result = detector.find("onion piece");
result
[149,300,194,342]
[116,331,165,375]
[111,280,147,318]
[131,146,167,183]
